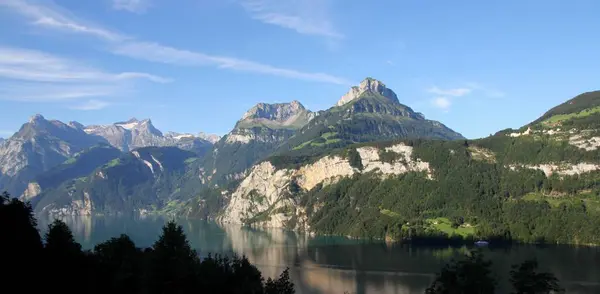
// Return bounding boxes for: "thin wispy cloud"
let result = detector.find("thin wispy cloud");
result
[113,42,349,84]
[427,86,472,97]
[466,82,506,98]
[69,99,111,110]
[1,0,347,85]
[0,47,169,83]
[112,0,151,14]
[0,82,122,102]
[0,0,125,41]
[240,0,343,39]
[0,46,165,104]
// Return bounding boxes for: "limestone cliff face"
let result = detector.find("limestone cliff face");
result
[219,143,432,230]
[20,182,41,201]
[336,77,399,107]
[202,101,315,186]
[239,100,315,128]
[509,163,600,177]
[41,191,94,217]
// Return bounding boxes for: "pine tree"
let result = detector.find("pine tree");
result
[147,221,200,294]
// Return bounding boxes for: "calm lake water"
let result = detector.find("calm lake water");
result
[38,215,600,294]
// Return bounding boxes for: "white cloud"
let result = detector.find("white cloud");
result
[425,83,504,111]
[1,0,348,84]
[0,0,125,41]
[427,86,472,97]
[112,0,151,14]
[431,97,451,110]
[466,82,505,98]
[240,0,343,39]
[113,42,350,84]
[0,46,165,103]
[69,99,111,110]
[0,82,123,102]
[0,46,169,83]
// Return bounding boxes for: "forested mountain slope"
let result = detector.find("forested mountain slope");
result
[218,91,600,245]
[31,147,198,216]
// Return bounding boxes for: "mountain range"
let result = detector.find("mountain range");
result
[1,78,599,245]
[0,114,216,197]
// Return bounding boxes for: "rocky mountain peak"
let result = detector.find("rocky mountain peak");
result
[241,101,308,122]
[132,119,162,136]
[336,77,399,107]
[115,118,142,130]
[29,113,47,124]
[197,132,221,144]
[68,121,85,130]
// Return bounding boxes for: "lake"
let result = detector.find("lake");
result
[38,215,600,294]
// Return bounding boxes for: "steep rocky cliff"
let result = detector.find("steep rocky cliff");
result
[218,143,432,229]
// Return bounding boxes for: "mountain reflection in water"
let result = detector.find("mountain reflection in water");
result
[38,215,600,294]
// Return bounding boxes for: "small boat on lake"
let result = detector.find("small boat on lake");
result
[474,240,489,246]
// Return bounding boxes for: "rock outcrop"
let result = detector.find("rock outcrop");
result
[510,163,600,177]
[201,101,314,186]
[336,77,399,106]
[219,143,432,229]
[237,100,315,130]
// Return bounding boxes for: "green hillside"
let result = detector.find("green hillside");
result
[298,137,600,245]
[32,144,122,191]
[32,147,199,214]
[533,91,600,124]
[278,89,464,155]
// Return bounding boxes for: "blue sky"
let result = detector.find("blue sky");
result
[0,0,599,139]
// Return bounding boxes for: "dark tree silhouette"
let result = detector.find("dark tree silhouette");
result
[265,268,295,294]
[0,192,43,253]
[0,192,43,291]
[147,220,200,294]
[94,234,143,293]
[0,195,296,294]
[510,260,564,294]
[45,219,82,254]
[44,219,91,293]
[426,250,497,294]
